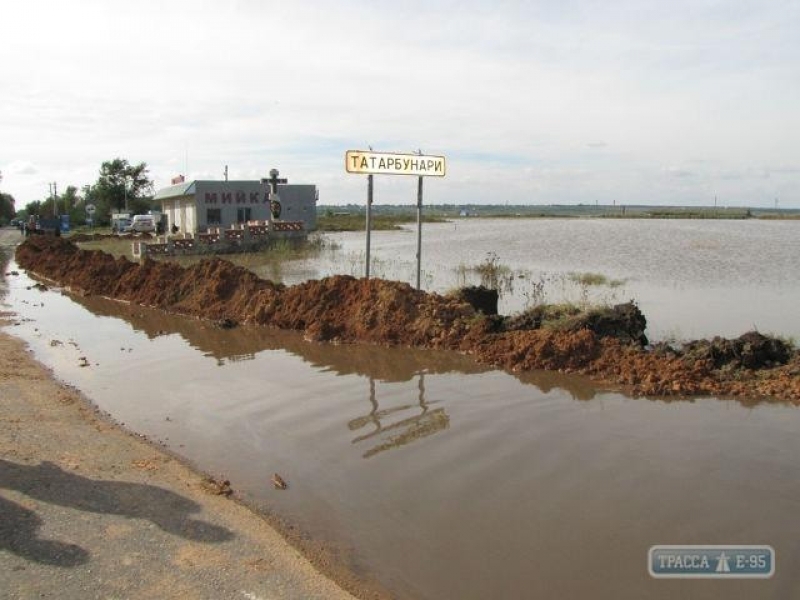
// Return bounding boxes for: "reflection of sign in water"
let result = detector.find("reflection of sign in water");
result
[348,373,449,458]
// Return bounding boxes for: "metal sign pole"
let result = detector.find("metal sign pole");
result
[366,174,373,279]
[416,175,423,290]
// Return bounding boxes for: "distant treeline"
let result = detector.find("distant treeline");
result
[317,204,800,221]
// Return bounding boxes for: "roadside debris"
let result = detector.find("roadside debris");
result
[200,476,233,496]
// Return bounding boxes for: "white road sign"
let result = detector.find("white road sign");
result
[345,150,446,177]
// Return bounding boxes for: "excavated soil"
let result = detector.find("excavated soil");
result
[15,236,800,401]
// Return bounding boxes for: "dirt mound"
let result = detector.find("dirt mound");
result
[502,302,648,346]
[15,237,475,345]
[569,302,648,346]
[14,236,800,402]
[682,331,792,370]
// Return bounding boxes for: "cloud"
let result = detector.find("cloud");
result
[663,167,696,179]
[764,166,800,176]
[1,1,798,207]
[4,161,38,176]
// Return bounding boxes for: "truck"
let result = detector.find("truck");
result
[24,216,61,237]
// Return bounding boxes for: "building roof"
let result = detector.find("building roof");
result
[153,181,196,201]
[153,179,315,202]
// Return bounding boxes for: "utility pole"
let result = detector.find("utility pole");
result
[224,165,228,181]
[49,182,57,217]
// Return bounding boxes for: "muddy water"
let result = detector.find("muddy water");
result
[276,219,800,342]
[4,261,800,599]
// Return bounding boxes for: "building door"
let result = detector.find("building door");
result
[237,207,252,223]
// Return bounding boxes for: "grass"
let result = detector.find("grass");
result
[74,232,337,274]
[72,236,134,258]
[455,252,513,291]
[568,271,626,287]
[532,303,585,330]
[638,208,752,219]
[504,301,599,332]
[316,212,448,231]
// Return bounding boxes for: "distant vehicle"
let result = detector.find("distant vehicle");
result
[111,213,132,234]
[25,216,61,237]
[130,214,156,233]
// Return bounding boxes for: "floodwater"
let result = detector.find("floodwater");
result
[271,218,800,342]
[4,243,800,599]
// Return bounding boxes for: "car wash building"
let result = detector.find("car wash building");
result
[153,176,317,234]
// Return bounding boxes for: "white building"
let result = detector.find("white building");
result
[153,179,317,234]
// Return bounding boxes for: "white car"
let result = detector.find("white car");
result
[130,214,156,233]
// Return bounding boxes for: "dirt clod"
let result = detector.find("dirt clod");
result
[451,286,498,316]
[200,476,233,496]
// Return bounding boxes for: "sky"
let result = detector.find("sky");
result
[2,0,799,208]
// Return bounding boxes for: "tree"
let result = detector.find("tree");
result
[60,186,92,226]
[0,192,15,224]
[93,158,154,214]
[81,185,110,226]
[24,200,42,218]
[60,185,78,212]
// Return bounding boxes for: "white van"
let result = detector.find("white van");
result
[131,214,156,233]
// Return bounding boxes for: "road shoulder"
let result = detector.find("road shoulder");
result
[0,326,357,600]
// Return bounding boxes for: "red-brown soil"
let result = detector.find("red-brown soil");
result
[15,236,800,402]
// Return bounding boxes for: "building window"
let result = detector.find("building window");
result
[207,208,222,225]
[237,207,252,223]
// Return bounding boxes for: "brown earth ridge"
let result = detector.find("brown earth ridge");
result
[14,235,800,401]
